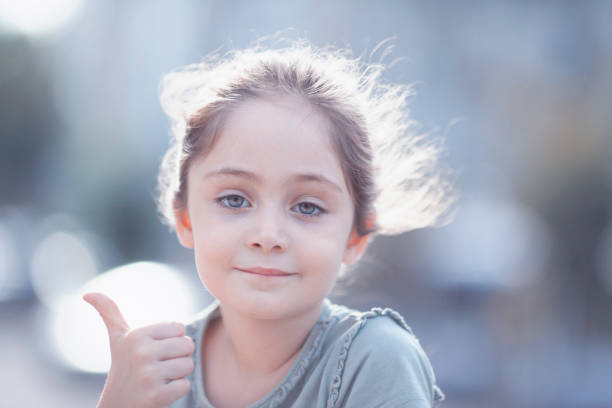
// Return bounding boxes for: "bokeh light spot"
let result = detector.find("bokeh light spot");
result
[30,230,98,309]
[424,195,551,290]
[50,261,199,373]
[0,0,84,37]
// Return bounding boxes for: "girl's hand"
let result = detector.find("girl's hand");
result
[83,292,195,408]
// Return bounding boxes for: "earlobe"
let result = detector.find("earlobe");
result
[174,209,194,248]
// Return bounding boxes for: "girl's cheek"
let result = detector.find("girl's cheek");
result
[305,234,344,261]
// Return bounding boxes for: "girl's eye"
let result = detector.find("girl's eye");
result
[293,202,325,217]
[217,194,250,209]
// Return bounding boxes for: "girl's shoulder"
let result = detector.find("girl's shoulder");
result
[321,300,445,407]
[322,300,424,357]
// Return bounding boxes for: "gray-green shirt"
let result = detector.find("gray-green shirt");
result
[170,299,444,408]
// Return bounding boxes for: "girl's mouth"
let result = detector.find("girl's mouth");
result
[237,267,295,277]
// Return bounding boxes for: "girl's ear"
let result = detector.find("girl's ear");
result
[342,214,375,265]
[174,208,194,248]
[342,228,370,265]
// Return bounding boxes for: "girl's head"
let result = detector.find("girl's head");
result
[157,38,455,257]
[167,94,369,318]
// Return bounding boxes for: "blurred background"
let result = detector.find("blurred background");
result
[1,1,611,407]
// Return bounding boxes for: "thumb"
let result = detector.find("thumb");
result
[83,292,130,342]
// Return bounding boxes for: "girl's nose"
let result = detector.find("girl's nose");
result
[246,209,288,254]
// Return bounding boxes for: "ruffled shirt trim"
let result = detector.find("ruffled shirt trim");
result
[242,299,334,408]
[188,300,444,408]
[326,307,445,407]
[262,306,332,406]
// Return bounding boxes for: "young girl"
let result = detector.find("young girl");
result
[84,39,453,408]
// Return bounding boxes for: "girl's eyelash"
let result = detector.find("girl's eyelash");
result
[292,201,326,217]
[215,194,250,209]
[215,194,326,217]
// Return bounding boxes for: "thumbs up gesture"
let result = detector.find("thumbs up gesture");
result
[83,292,195,408]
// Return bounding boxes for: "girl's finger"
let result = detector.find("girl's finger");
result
[82,292,130,342]
[154,336,195,361]
[141,321,186,340]
[160,378,191,405]
[159,356,195,381]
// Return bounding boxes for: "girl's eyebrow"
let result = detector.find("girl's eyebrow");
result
[204,167,343,192]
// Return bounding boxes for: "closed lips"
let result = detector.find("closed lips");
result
[238,267,295,276]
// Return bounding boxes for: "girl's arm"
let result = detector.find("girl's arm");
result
[83,293,195,408]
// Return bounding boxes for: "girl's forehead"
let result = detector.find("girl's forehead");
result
[190,97,350,190]
[229,95,325,128]
[218,97,334,155]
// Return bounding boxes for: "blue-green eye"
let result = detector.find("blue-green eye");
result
[218,194,249,209]
[293,202,325,217]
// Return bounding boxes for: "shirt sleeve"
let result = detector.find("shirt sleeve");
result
[329,310,443,408]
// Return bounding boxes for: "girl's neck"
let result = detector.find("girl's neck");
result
[216,301,324,377]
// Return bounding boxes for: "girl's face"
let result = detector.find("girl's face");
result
[175,96,369,320]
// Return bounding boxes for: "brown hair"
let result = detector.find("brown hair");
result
[157,39,456,237]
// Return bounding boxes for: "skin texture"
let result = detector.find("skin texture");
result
[85,95,371,408]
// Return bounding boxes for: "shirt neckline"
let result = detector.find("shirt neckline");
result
[192,299,333,408]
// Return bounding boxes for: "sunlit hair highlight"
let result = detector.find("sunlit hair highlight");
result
[157,38,456,237]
